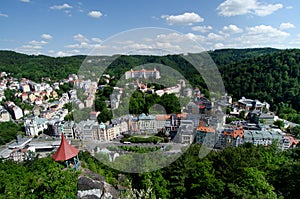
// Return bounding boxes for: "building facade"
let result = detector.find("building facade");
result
[125,68,160,80]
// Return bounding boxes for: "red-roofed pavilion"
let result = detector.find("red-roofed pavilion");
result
[52,133,80,170]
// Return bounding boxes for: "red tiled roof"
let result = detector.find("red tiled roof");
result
[224,126,244,138]
[197,121,215,133]
[52,133,79,161]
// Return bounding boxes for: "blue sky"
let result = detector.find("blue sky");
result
[0,0,299,56]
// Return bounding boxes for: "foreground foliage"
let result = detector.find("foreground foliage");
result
[0,157,79,198]
[1,143,300,198]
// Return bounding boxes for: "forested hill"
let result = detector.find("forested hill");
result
[209,47,280,66]
[0,50,85,82]
[218,49,300,116]
[0,48,300,118]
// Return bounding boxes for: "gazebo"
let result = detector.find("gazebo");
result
[52,133,80,170]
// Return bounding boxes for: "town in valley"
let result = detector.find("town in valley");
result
[0,66,298,162]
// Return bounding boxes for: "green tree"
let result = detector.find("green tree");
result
[63,102,73,112]
[273,120,284,128]
[228,167,277,199]
[239,110,246,119]
[97,108,113,123]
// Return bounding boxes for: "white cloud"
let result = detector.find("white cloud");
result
[88,11,103,18]
[39,25,295,56]
[74,34,89,43]
[247,25,289,37]
[91,38,102,43]
[232,25,290,48]
[192,25,213,33]
[65,35,104,53]
[41,34,53,40]
[15,45,42,55]
[254,3,283,16]
[20,0,30,2]
[161,12,204,26]
[215,43,224,49]
[72,32,206,55]
[65,42,89,49]
[217,0,283,17]
[55,51,77,57]
[0,13,8,18]
[22,45,42,50]
[156,32,205,44]
[28,40,48,46]
[50,3,72,10]
[207,33,225,41]
[280,22,295,30]
[222,24,243,34]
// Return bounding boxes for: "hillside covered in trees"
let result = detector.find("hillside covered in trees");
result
[0,48,300,122]
[216,49,300,123]
[0,50,85,82]
[1,143,300,198]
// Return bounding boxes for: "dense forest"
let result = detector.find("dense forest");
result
[0,157,79,198]
[0,121,23,145]
[0,50,85,82]
[217,49,300,111]
[1,143,300,198]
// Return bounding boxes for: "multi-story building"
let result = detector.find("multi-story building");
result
[20,83,30,93]
[175,120,195,144]
[220,126,244,148]
[106,124,117,141]
[5,101,23,120]
[243,129,283,147]
[46,120,61,137]
[74,120,117,141]
[62,121,75,138]
[80,120,98,140]
[125,68,160,79]
[196,121,217,147]
[138,113,157,135]
[237,97,269,111]
[24,116,48,137]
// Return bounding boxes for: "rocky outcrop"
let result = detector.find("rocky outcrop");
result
[77,169,119,199]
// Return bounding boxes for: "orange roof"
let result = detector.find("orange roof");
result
[224,126,244,138]
[197,121,215,133]
[52,133,79,161]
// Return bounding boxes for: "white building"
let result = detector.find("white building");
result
[24,117,48,137]
[5,102,23,120]
[125,68,160,79]
[238,97,269,111]
[20,83,30,93]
